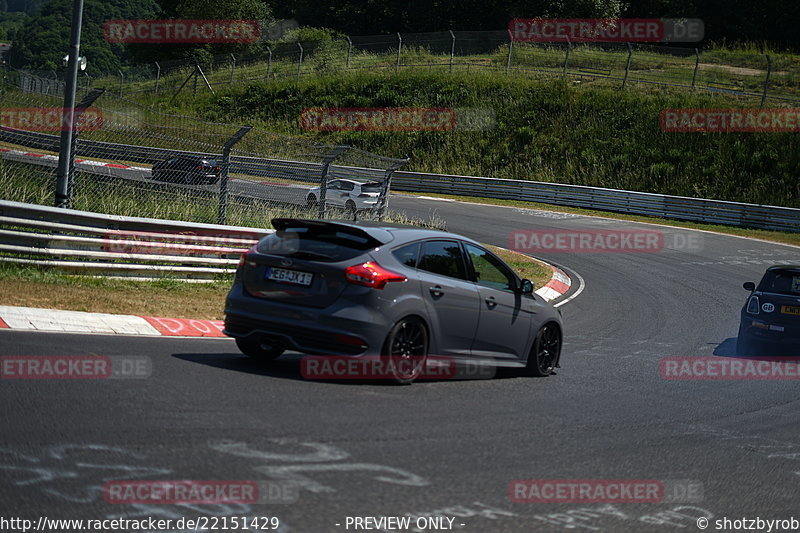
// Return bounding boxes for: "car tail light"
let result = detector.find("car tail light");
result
[746,295,760,314]
[344,261,406,290]
[238,245,257,267]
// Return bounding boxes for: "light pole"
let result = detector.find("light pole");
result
[55,0,84,208]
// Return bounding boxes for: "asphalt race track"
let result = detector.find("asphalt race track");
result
[2,193,800,532]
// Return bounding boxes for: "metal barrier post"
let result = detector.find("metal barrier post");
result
[396,33,402,72]
[218,126,253,225]
[318,146,348,219]
[62,88,104,207]
[563,36,571,78]
[691,48,700,90]
[297,42,304,78]
[506,29,513,74]
[266,46,272,81]
[118,69,124,96]
[374,157,410,220]
[230,53,236,84]
[346,36,352,68]
[449,30,455,73]
[622,43,633,88]
[761,55,772,107]
[154,61,160,93]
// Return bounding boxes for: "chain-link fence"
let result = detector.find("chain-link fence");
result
[23,29,796,106]
[0,73,408,228]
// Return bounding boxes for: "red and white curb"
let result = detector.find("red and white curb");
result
[0,306,226,338]
[536,263,571,302]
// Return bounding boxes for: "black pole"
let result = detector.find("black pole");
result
[217,126,252,225]
[66,88,105,203]
[55,0,84,208]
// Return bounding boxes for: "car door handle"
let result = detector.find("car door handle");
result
[485,296,497,308]
[429,286,444,297]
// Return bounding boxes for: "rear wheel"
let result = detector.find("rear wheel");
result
[307,194,318,210]
[236,338,284,361]
[736,325,757,356]
[383,317,428,384]
[524,323,561,377]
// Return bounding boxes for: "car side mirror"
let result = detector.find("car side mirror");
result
[520,279,534,294]
[743,281,756,291]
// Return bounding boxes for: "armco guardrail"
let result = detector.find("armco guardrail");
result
[2,128,799,233]
[390,172,800,233]
[0,200,271,281]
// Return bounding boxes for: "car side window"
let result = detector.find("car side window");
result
[465,244,516,292]
[327,181,340,190]
[392,243,420,268]
[339,181,355,191]
[418,240,468,280]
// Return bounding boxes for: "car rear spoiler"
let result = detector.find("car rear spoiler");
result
[271,218,393,247]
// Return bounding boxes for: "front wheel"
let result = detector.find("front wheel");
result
[307,194,318,209]
[524,323,561,377]
[382,317,428,384]
[345,200,357,218]
[236,338,284,361]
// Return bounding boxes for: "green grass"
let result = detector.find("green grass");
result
[127,69,800,210]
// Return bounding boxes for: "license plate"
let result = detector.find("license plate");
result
[781,305,800,316]
[266,267,313,286]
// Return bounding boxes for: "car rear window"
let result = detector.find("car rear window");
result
[759,271,800,295]
[392,243,420,267]
[256,228,374,262]
[361,182,383,192]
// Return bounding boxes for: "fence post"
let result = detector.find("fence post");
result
[297,42,304,78]
[266,46,272,81]
[622,42,633,88]
[60,88,104,209]
[563,36,571,78]
[449,30,455,73]
[396,32,402,72]
[506,29,513,74]
[118,69,124,96]
[84,72,90,96]
[346,36,352,68]
[154,61,160,93]
[217,126,253,225]
[318,146,348,219]
[691,48,700,91]
[374,157,410,220]
[761,54,772,107]
[230,53,236,84]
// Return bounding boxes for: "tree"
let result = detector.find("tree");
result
[9,0,160,73]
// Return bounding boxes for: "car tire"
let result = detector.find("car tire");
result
[524,323,561,377]
[307,194,318,209]
[236,338,284,361]
[736,325,758,356]
[382,317,429,385]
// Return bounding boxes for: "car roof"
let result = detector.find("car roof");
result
[766,265,800,273]
[271,218,479,246]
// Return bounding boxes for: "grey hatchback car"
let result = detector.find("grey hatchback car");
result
[223,218,564,382]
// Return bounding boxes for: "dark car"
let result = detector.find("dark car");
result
[151,156,221,185]
[223,218,564,383]
[738,265,800,356]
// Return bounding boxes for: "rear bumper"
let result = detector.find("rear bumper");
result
[223,283,391,356]
[740,315,800,353]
